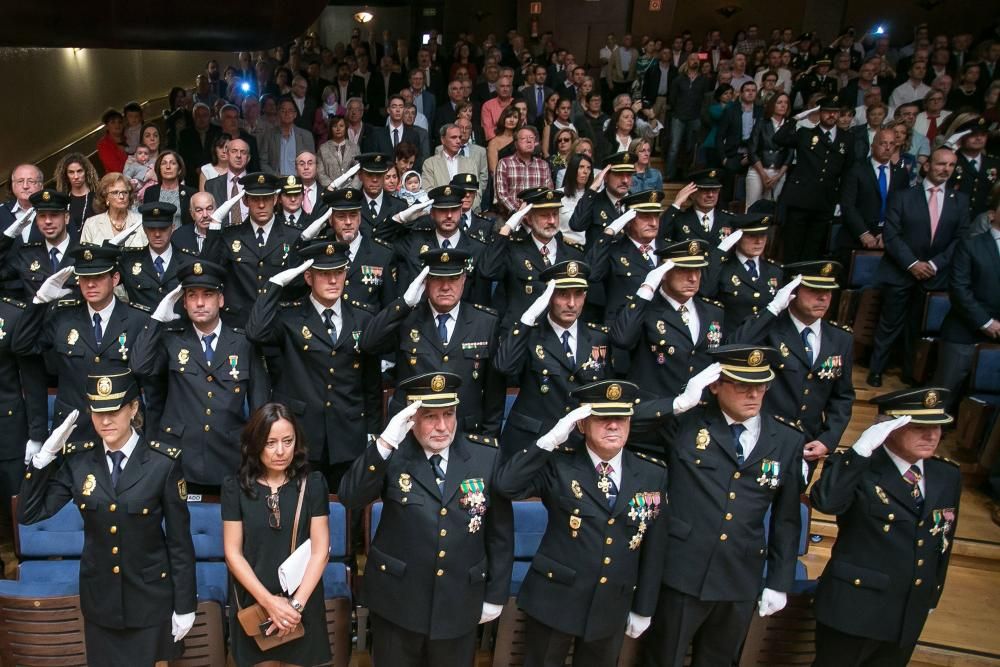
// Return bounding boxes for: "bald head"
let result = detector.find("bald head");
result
[189,191,216,231]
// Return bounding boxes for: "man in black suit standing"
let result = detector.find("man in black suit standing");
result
[367,55,406,124]
[867,147,970,387]
[521,64,554,125]
[717,81,763,204]
[641,48,676,126]
[177,103,221,187]
[363,95,425,170]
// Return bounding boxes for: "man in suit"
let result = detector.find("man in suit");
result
[521,64,555,125]
[868,147,970,387]
[363,95,425,169]
[132,260,269,493]
[366,55,406,124]
[629,345,804,666]
[454,118,489,193]
[811,388,961,667]
[177,103,221,187]
[218,104,261,174]
[402,101,432,159]
[289,75,318,134]
[610,35,639,97]
[407,68,437,132]
[259,98,317,177]
[641,48,677,124]
[117,203,194,310]
[345,97,375,151]
[0,163,42,232]
[173,192,215,256]
[661,170,738,244]
[416,46,446,101]
[949,116,1000,218]
[245,240,381,490]
[774,96,854,264]
[422,124,483,210]
[494,380,668,662]
[204,138,250,226]
[717,81,763,203]
[610,239,725,401]
[432,80,469,144]
[360,251,506,437]
[837,127,910,262]
[338,372,513,667]
[729,261,856,479]
[473,63,502,105]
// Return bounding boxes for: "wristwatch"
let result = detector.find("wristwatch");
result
[289,597,304,612]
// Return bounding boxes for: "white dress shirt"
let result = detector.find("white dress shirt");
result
[310,295,343,341]
[45,236,72,267]
[365,192,384,217]
[436,230,461,248]
[347,233,363,262]
[884,446,925,496]
[789,312,822,363]
[534,236,558,265]
[734,250,760,279]
[722,412,762,461]
[547,317,579,361]
[430,302,461,343]
[585,445,623,489]
[87,297,117,334]
[194,320,223,352]
[662,292,701,343]
[251,217,276,245]
[150,244,174,270]
[104,429,140,474]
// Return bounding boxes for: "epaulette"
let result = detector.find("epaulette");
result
[119,245,145,254]
[56,299,81,308]
[932,454,959,467]
[720,254,729,262]
[773,414,804,432]
[280,300,304,309]
[564,239,585,252]
[148,440,182,459]
[554,444,576,454]
[349,299,375,312]
[62,440,95,455]
[373,236,394,249]
[472,303,499,317]
[466,433,498,448]
[634,451,667,468]
[721,209,734,215]
[765,258,781,266]
[164,324,187,332]
[127,301,152,313]
[231,327,246,334]
[700,296,724,308]
[177,247,199,256]
[586,321,609,333]
[1,296,26,309]
[828,320,853,333]
[21,241,43,248]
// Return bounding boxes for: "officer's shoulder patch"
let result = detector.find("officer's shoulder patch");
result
[721,209,734,215]
[21,241,43,248]
[372,236,394,250]
[56,299,81,308]
[472,303,499,317]
[720,254,729,262]
[119,245,145,254]
[633,451,667,468]
[127,301,152,313]
[164,324,187,333]
[773,414,804,432]
[1,296,26,309]
[765,258,782,266]
[932,454,959,467]
[281,300,304,309]
[349,299,375,312]
[466,433,498,448]
[63,440,95,455]
[700,297,724,308]
[149,440,182,459]
[828,320,853,333]
[586,321,609,333]
[177,247,199,256]
[231,327,246,335]
[564,240,585,252]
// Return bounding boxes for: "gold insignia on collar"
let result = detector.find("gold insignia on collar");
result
[132,262,142,275]
[571,480,583,499]
[656,320,666,334]
[410,329,420,342]
[779,342,790,358]
[535,344,545,359]
[177,348,190,365]
[399,473,412,492]
[29,260,41,272]
[67,329,79,346]
[231,239,242,253]
[301,326,313,340]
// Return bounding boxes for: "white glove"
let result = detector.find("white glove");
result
[717,228,743,253]
[171,611,197,643]
[378,400,423,449]
[766,275,802,316]
[479,601,504,624]
[403,265,430,307]
[24,439,42,465]
[639,259,675,297]
[606,209,636,235]
[152,285,184,323]
[758,588,788,617]
[108,219,144,246]
[210,191,244,227]
[393,199,434,224]
[945,130,971,150]
[299,208,332,241]
[625,612,652,638]
[32,410,79,469]
[673,362,722,414]
[32,267,75,304]
[851,416,911,457]
[330,163,361,190]
[537,405,592,451]
[503,203,533,232]
[269,259,313,287]
[3,210,34,239]
[520,280,555,326]
[795,105,820,121]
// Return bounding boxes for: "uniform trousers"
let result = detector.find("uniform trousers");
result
[780,206,832,264]
[813,622,915,667]
[370,612,477,667]
[523,613,625,667]
[642,586,755,667]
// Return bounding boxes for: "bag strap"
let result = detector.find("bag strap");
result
[289,475,307,555]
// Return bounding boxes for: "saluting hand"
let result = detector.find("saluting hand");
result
[152,285,184,323]
[379,400,423,450]
[766,274,802,315]
[717,228,743,253]
[638,259,675,297]
[394,199,434,224]
[299,208,332,241]
[673,362,723,415]
[33,266,75,304]
[502,202,533,234]
[210,191,244,228]
[3,210,34,239]
[520,280,556,326]
[270,259,313,287]
[330,163,362,190]
[107,219,144,246]
[537,405,592,451]
[851,415,911,457]
[32,410,79,469]
[403,265,430,307]
[794,105,820,121]
[606,208,637,235]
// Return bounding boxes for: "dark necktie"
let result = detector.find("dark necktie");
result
[902,464,924,508]
[256,227,266,247]
[878,164,888,221]
[596,462,618,508]
[323,308,337,343]
[92,313,103,347]
[678,303,690,325]
[203,333,216,364]
[107,450,125,489]
[441,238,451,249]
[392,127,400,147]
[369,199,378,218]
[540,245,551,267]
[561,330,575,366]
[229,180,241,226]
[287,213,296,227]
[154,256,165,280]
[824,130,832,143]
[536,86,544,115]
[49,247,60,272]
[437,314,449,344]
[461,213,469,230]
[730,423,746,465]
[640,244,655,268]
[926,116,938,142]
[429,454,446,494]
[801,328,814,366]
[745,258,758,280]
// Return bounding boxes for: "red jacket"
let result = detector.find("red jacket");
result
[96,134,127,174]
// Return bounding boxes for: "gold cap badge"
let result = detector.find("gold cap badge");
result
[688,241,699,255]
[748,350,764,367]
[83,249,93,261]
[42,191,51,201]
[325,244,334,255]
[430,374,446,392]
[606,383,622,401]
[96,377,113,396]
[923,391,939,408]
[193,263,203,275]
[567,261,579,277]
[821,263,833,276]
[257,174,265,184]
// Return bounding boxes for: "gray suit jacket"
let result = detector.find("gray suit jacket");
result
[421,153,484,210]
[259,127,317,176]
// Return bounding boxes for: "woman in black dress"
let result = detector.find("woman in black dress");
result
[222,403,331,667]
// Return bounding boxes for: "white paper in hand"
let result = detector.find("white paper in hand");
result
[278,538,316,594]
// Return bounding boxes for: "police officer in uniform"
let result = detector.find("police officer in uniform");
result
[357,153,408,242]
[338,372,514,667]
[0,188,79,299]
[393,184,490,305]
[729,260,855,478]
[245,240,382,490]
[361,248,506,437]
[494,380,668,666]
[610,239,725,401]
[116,202,195,310]
[201,172,305,326]
[949,116,999,218]
[131,260,270,493]
[494,261,616,458]
[702,214,784,331]
[479,187,586,333]
[18,371,197,667]
[567,151,637,248]
[450,173,495,241]
[628,345,804,667]
[811,388,961,667]
[13,245,152,442]
[586,189,669,324]
[792,57,838,104]
[660,170,738,245]
[274,174,314,229]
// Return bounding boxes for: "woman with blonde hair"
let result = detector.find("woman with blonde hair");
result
[80,173,146,248]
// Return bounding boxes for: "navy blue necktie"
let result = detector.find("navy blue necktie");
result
[256,227,266,247]
[877,164,888,221]
[730,423,746,465]
[154,256,165,280]
[437,314,449,344]
[49,247,60,273]
[536,86,544,116]
[562,330,575,366]
[92,313,103,347]
[107,450,125,489]
[429,454,446,494]
[203,333,216,364]
[393,128,400,147]
[801,328,813,366]
[461,213,469,230]
[323,308,337,343]
[745,258,758,280]
[441,238,451,248]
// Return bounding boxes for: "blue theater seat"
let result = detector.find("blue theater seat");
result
[16,501,83,587]
[322,500,351,600]
[511,500,548,596]
[187,502,228,605]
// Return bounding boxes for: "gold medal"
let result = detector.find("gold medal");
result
[399,473,412,493]
[874,485,890,505]
[656,320,666,334]
[695,428,710,450]
[82,474,96,496]
[569,516,582,530]
[571,480,583,499]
